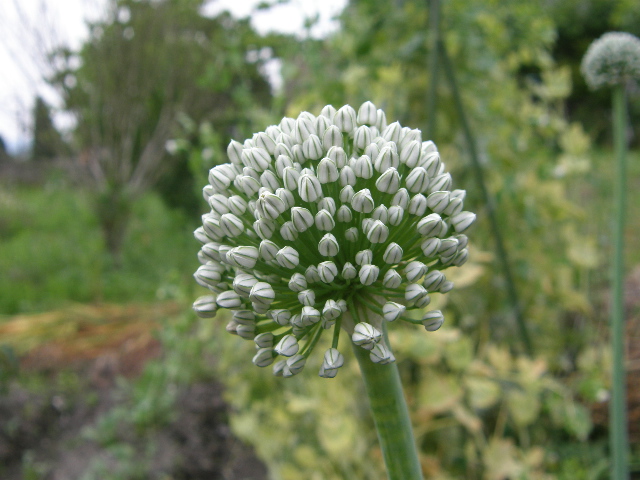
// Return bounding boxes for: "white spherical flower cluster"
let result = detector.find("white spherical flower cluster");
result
[193,102,476,378]
[581,32,640,89]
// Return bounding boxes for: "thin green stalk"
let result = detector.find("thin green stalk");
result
[439,40,533,356]
[610,83,629,480]
[426,0,440,139]
[352,332,423,480]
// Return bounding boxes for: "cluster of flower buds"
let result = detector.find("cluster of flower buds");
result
[193,102,475,378]
[581,32,640,89]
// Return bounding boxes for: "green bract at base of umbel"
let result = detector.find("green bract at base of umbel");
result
[192,101,475,378]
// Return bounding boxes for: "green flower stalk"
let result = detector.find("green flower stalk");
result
[582,32,640,480]
[192,102,476,479]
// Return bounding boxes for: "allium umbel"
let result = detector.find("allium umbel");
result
[581,32,640,89]
[193,102,476,378]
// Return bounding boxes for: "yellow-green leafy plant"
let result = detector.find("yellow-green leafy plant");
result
[581,31,640,480]
[192,101,476,479]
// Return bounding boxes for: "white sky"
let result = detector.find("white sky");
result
[0,0,346,153]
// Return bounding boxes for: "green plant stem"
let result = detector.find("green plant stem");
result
[352,342,423,480]
[610,83,629,480]
[426,0,440,139]
[438,40,533,356]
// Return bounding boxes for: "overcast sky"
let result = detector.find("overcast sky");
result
[0,0,346,153]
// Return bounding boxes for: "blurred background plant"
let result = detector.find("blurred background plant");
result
[0,0,639,478]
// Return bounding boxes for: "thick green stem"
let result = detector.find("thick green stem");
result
[426,0,440,139]
[610,84,629,480]
[352,343,423,480]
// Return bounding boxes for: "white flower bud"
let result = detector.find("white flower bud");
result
[439,238,459,257]
[317,158,339,184]
[359,264,380,285]
[382,121,401,143]
[374,145,399,172]
[391,188,410,209]
[316,198,335,217]
[322,125,342,151]
[420,152,441,177]
[440,281,454,293]
[290,207,314,232]
[255,132,277,155]
[320,104,337,120]
[405,261,427,282]
[227,246,259,269]
[315,114,332,137]
[260,170,280,191]
[279,117,295,136]
[421,237,441,257]
[193,295,218,318]
[233,273,259,297]
[369,343,395,364]
[332,205,351,224]
[334,104,357,133]
[382,269,401,289]
[315,209,335,231]
[272,359,286,377]
[280,221,299,241]
[337,165,356,187]
[284,354,306,377]
[342,262,357,279]
[208,166,232,191]
[241,175,261,196]
[438,219,449,237]
[208,194,229,216]
[428,173,452,194]
[327,146,347,168]
[400,140,421,167]
[200,242,222,263]
[218,245,233,264]
[323,300,342,320]
[233,310,255,325]
[352,249,371,266]
[339,185,355,203]
[353,125,373,150]
[253,348,275,367]
[376,167,400,194]
[318,261,338,283]
[254,332,274,349]
[270,308,292,326]
[353,155,374,179]
[236,323,256,339]
[357,101,378,125]
[422,270,446,291]
[275,188,295,210]
[376,109,388,131]
[300,305,321,324]
[451,211,476,233]
[294,115,315,143]
[417,213,443,236]
[371,205,389,223]
[227,195,247,216]
[388,205,404,226]
[244,147,271,172]
[405,167,430,193]
[203,185,215,202]
[298,173,323,202]
[275,335,299,357]
[351,189,375,213]
[352,322,382,350]
[202,216,224,240]
[405,283,430,307]
[276,246,300,269]
[227,140,244,165]
[282,166,301,191]
[302,134,324,160]
[256,192,286,220]
[318,233,339,256]
[288,273,307,292]
[452,248,469,267]
[194,264,223,289]
[253,218,276,239]
[443,197,463,216]
[216,290,243,309]
[422,310,444,331]
[383,302,405,322]
[408,193,428,216]
[275,154,293,177]
[249,282,275,306]
[427,191,450,214]
[305,265,321,283]
[367,220,389,243]
[365,143,380,162]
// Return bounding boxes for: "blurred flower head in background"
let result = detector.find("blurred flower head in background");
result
[193,102,475,378]
[581,31,640,89]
